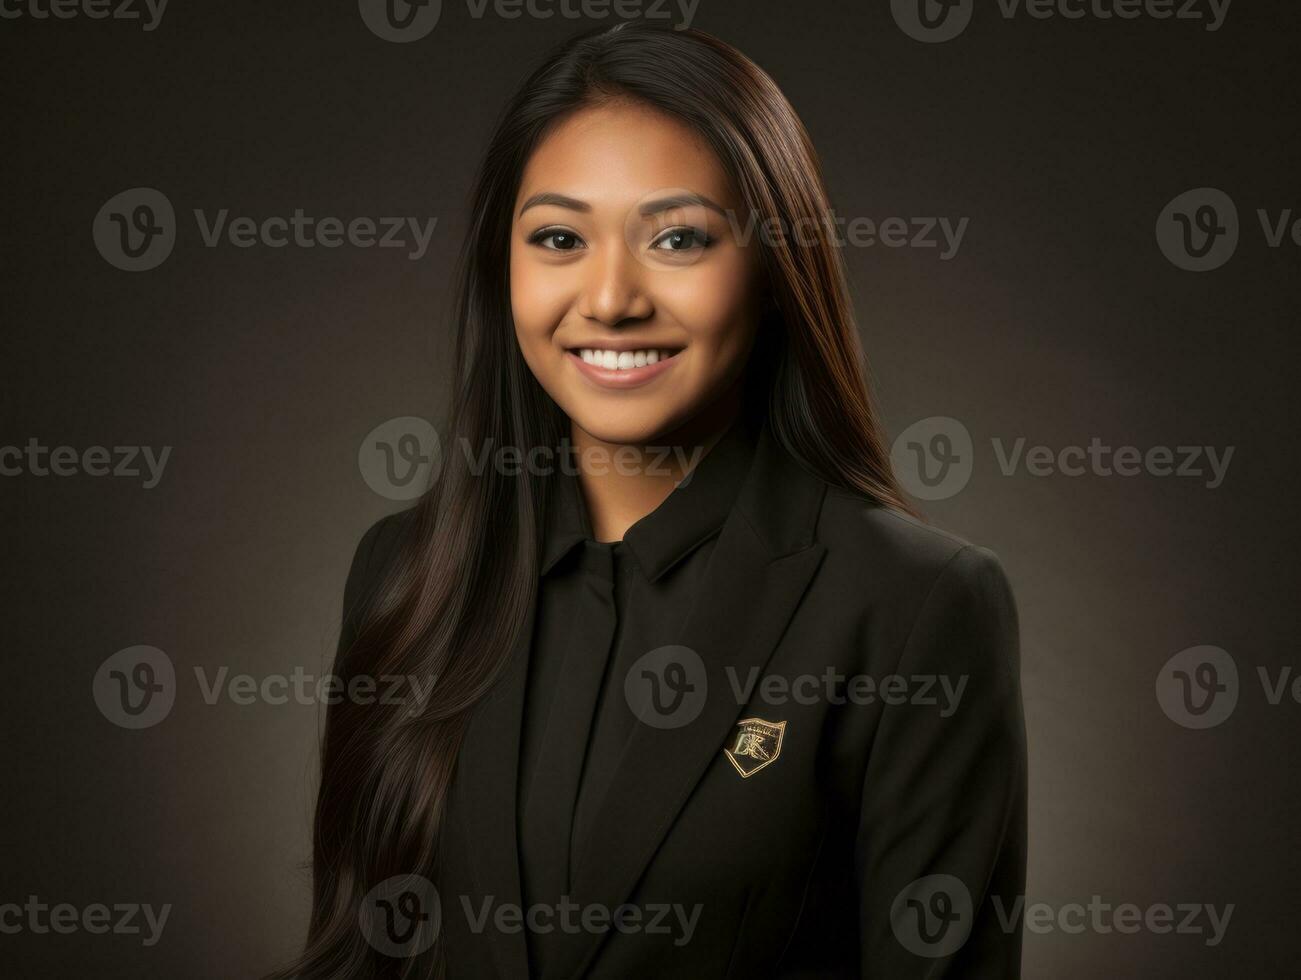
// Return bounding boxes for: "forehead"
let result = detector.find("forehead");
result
[516,101,740,212]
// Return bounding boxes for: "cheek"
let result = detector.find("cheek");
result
[657,250,760,360]
[509,250,573,345]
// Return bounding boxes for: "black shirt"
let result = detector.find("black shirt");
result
[516,417,759,978]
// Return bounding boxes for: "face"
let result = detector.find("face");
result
[510,101,763,446]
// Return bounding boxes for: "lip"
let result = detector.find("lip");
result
[566,338,684,352]
[566,348,682,389]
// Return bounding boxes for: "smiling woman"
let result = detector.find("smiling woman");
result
[510,100,768,536]
[272,20,1026,980]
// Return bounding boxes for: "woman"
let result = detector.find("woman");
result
[276,21,1026,980]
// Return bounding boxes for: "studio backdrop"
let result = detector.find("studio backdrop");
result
[2,1,1297,977]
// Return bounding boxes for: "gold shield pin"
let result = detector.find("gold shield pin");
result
[724,717,786,778]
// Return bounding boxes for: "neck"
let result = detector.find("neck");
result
[572,383,744,543]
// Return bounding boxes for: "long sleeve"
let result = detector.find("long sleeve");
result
[856,544,1028,978]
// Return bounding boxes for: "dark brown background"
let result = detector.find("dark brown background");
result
[2,1,1297,976]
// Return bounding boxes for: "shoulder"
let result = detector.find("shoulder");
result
[817,485,1004,578]
[357,507,416,569]
[341,506,418,612]
[812,485,1016,630]
[803,487,1020,697]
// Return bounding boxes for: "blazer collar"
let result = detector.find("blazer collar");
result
[455,417,828,978]
[540,414,761,582]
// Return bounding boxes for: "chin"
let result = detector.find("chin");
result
[567,405,690,447]
[575,413,676,445]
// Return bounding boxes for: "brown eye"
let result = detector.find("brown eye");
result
[650,227,712,251]
[530,228,586,251]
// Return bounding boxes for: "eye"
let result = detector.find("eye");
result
[650,227,713,252]
[528,227,586,251]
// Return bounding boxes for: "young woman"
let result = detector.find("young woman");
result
[275,22,1026,980]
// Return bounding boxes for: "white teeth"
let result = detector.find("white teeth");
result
[576,348,676,370]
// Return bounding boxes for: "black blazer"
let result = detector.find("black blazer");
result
[337,424,1026,978]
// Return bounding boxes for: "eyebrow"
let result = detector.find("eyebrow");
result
[516,191,729,219]
[517,192,590,217]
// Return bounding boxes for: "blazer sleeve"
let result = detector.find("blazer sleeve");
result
[855,544,1028,978]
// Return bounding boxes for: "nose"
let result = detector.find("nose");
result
[575,242,654,327]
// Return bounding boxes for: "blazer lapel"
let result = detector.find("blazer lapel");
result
[561,427,828,977]
[455,590,535,979]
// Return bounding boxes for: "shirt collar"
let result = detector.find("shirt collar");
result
[540,415,760,582]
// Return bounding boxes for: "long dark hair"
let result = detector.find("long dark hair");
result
[274,21,909,979]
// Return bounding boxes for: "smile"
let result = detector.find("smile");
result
[567,347,683,388]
